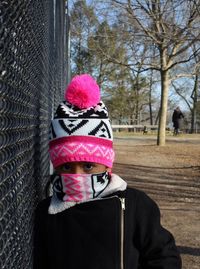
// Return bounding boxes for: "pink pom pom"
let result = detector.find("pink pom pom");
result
[65,74,100,109]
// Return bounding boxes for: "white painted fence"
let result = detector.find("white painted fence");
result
[112,125,159,132]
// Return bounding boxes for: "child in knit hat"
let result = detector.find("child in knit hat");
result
[34,74,181,269]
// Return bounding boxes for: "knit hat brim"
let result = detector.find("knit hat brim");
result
[49,136,115,168]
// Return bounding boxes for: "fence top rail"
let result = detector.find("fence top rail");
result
[112,125,158,128]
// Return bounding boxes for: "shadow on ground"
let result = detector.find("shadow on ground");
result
[178,246,200,256]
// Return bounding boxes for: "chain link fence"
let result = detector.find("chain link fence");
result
[0,0,69,268]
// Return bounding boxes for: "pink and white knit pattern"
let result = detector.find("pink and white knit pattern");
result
[62,174,92,202]
[61,171,110,202]
[49,136,114,168]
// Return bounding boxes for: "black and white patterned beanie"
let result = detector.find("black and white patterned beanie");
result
[49,74,115,168]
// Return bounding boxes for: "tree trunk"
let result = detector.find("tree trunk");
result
[135,77,140,124]
[155,107,160,125]
[157,70,170,146]
[191,74,198,133]
[149,70,153,125]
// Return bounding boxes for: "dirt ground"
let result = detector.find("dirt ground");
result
[112,134,200,269]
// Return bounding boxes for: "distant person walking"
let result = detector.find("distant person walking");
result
[172,106,184,135]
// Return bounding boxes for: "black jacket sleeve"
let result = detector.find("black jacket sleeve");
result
[134,190,182,269]
[33,198,50,269]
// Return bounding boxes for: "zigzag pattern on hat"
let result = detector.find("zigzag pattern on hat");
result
[59,119,89,135]
[88,121,112,138]
[54,101,108,119]
[50,119,113,139]
[49,142,115,165]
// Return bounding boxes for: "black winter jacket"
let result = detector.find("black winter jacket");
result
[34,187,181,269]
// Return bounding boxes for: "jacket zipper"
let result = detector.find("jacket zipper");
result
[119,197,125,269]
[77,195,126,268]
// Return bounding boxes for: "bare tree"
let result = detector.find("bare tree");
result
[108,0,200,145]
[70,0,98,75]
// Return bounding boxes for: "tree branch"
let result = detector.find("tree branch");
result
[171,82,192,111]
[167,47,200,70]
